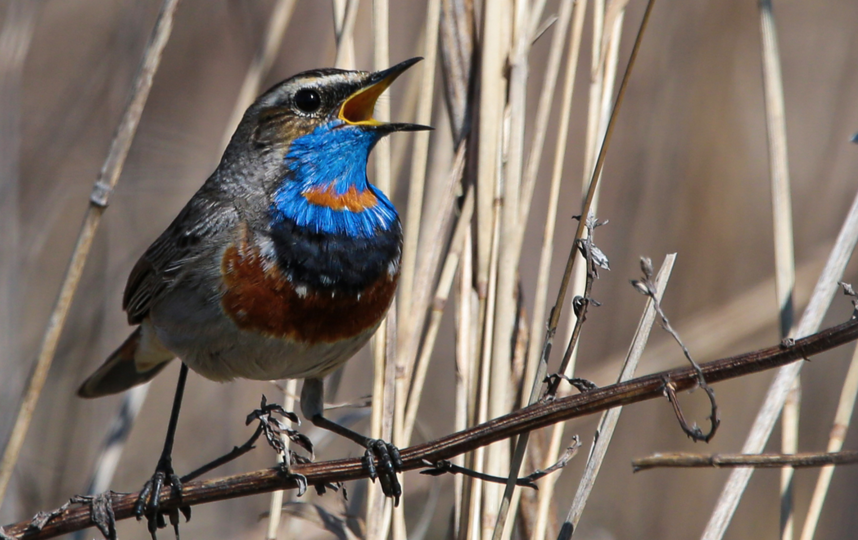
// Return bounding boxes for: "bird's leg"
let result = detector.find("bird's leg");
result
[301,378,402,504]
[134,363,190,539]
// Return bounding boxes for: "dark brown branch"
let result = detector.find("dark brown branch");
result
[6,318,858,539]
[632,450,858,472]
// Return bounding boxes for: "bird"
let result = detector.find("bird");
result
[76,57,429,534]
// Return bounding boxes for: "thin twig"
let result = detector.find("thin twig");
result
[630,258,720,442]
[6,318,858,540]
[633,451,858,471]
[560,255,676,535]
[0,0,180,507]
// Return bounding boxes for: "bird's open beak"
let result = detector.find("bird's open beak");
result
[339,57,433,133]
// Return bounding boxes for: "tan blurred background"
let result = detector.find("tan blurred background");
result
[2,0,858,538]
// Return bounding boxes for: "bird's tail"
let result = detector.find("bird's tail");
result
[77,325,174,398]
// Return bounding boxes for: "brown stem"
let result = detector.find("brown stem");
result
[633,450,858,472]
[6,318,858,540]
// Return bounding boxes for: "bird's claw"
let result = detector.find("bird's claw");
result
[363,439,402,505]
[134,458,188,539]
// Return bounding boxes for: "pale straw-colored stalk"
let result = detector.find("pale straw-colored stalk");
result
[402,186,474,445]
[479,129,507,540]
[367,0,394,537]
[487,0,530,534]
[518,0,577,226]
[799,341,858,540]
[391,1,441,532]
[265,379,298,540]
[453,226,475,538]
[397,0,442,337]
[758,1,798,536]
[755,0,800,535]
[0,0,180,506]
[489,0,578,530]
[333,0,360,69]
[701,189,858,540]
[521,0,584,411]
[561,255,675,535]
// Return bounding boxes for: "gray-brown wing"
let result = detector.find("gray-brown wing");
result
[123,196,238,325]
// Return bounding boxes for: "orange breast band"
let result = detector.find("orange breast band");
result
[302,185,378,212]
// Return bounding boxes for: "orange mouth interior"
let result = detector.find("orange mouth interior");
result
[338,77,395,126]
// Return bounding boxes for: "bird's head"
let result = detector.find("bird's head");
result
[248,57,429,148]
[235,58,429,238]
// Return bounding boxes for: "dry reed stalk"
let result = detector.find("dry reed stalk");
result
[390,4,441,534]
[562,255,676,535]
[535,0,657,533]
[518,0,576,225]
[0,0,180,507]
[403,186,475,445]
[487,0,531,535]
[397,0,441,337]
[333,0,360,68]
[477,135,506,540]
[453,227,475,538]
[757,1,798,537]
[367,0,393,537]
[265,378,298,540]
[521,0,585,411]
[799,341,858,540]
[491,0,587,535]
[702,188,858,540]
[397,143,468,392]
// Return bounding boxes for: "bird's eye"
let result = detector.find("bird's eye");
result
[294,89,322,113]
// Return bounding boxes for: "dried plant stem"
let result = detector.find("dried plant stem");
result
[403,186,474,445]
[799,340,858,540]
[477,147,505,540]
[333,0,360,69]
[521,0,586,412]
[758,1,798,537]
[397,0,441,335]
[633,451,858,471]
[488,0,531,534]
[397,143,467,387]
[265,379,298,540]
[560,255,676,537]
[0,0,180,507]
[518,0,576,224]
[702,188,858,540]
[367,1,394,537]
[8,319,858,540]
[453,227,474,539]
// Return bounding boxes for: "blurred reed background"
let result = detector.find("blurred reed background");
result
[1,0,858,539]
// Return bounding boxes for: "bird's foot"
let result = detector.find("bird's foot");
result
[134,456,190,539]
[363,439,402,505]
[248,395,314,458]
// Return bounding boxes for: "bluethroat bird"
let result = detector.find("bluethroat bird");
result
[77,57,429,531]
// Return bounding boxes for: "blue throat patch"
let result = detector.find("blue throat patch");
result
[272,121,398,238]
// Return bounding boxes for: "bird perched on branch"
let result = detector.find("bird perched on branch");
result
[77,57,428,535]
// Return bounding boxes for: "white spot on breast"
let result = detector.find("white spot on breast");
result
[387,259,399,277]
[294,285,308,298]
